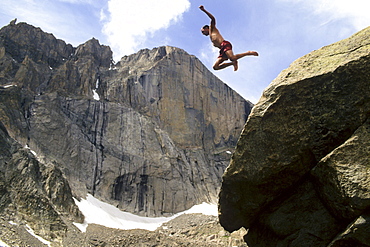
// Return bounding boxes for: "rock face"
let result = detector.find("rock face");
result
[0,121,84,244]
[0,21,252,221]
[218,27,370,246]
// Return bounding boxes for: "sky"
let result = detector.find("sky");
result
[0,0,369,103]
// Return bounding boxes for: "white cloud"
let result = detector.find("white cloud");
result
[102,0,191,60]
[279,0,370,30]
[315,0,370,30]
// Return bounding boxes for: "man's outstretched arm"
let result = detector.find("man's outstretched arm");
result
[199,5,216,27]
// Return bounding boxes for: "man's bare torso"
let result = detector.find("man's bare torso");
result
[209,27,224,48]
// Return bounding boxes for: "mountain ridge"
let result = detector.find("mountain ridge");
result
[0,21,252,220]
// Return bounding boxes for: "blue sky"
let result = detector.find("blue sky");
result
[1,0,369,103]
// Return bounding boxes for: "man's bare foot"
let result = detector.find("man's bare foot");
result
[233,60,238,71]
[249,51,259,56]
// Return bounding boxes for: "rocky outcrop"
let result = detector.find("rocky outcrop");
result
[219,26,370,246]
[0,21,252,219]
[0,120,84,245]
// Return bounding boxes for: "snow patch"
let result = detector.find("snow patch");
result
[92,79,100,100]
[1,84,16,89]
[24,144,37,157]
[73,194,217,232]
[0,239,10,247]
[92,90,100,100]
[25,224,51,247]
[183,202,218,215]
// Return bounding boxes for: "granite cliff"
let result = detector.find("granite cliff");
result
[0,20,252,224]
[219,26,370,246]
[0,120,84,245]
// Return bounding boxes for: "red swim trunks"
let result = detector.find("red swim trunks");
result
[218,40,232,59]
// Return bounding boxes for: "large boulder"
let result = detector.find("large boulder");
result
[219,26,370,246]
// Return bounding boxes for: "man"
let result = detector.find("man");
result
[199,5,258,71]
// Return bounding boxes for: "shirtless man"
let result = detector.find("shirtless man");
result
[199,5,258,71]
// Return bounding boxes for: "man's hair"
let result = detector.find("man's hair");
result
[202,25,209,29]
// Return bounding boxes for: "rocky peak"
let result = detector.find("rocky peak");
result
[113,46,197,88]
[75,38,113,67]
[119,46,169,68]
[0,21,252,222]
[0,22,74,67]
[0,22,113,97]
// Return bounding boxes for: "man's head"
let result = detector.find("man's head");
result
[201,25,209,36]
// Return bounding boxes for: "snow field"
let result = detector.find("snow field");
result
[73,194,218,232]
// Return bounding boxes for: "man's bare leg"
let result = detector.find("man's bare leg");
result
[213,57,234,70]
[226,50,258,71]
[232,60,238,71]
[214,62,235,70]
[213,51,258,71]
[233,51,259,59]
